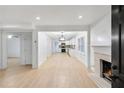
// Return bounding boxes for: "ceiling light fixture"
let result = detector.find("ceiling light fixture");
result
[78,15,83,19]
[59,32,65,41]
[8,35,13,39]
[36,16,40,20]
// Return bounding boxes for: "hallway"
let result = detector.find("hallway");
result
[0,53,97,88]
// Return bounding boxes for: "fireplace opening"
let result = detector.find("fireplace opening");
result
[100,59,112,81]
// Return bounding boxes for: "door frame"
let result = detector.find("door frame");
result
[38,30,91,69]
[0,31,38,69]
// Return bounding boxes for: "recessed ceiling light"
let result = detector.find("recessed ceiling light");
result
[36,16,40,20]
[78,16,83,19]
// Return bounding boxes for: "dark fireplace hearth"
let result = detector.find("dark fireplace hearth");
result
[100,59,112,81]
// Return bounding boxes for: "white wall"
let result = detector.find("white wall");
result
[91,13,111,47]
[38,32,53,66]
[0,31,2,69]
[90,12,111,67]
[1,32,7,69]
[69,32,88,67]
[46,36,53,57]
[52,40,59,53]
[7,37,20,57]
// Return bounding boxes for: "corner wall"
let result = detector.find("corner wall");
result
[38,32,53,66]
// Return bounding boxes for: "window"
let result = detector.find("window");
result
[78,37,85,52]
[78,38,80,51]
[80,37,85,52]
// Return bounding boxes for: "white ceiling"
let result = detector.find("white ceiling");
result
[0,5,110,26]
[0,5,111,40]
[46,32,79,40]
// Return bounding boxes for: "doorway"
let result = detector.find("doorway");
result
[3,32,33,69]
[7,32,21,68]
[37,31,89,68]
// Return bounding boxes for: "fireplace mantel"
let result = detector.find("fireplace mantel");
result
[89,52,112,88]
[94,52,111,77]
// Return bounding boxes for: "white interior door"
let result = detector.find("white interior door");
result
[20,32,32,65]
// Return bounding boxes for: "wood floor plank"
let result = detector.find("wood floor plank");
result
[0,53,97,88]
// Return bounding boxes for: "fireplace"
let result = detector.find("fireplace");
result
[100,59,112,81]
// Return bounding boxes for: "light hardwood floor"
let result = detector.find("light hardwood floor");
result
[0,53,97,88]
